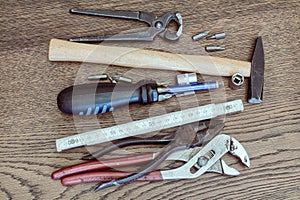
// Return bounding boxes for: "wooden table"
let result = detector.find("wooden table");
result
[1,1,299,199]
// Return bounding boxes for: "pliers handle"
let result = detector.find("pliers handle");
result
[52,153,156,180]
[60,159,239,186]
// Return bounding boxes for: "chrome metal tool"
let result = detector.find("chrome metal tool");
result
[51,134,250,191]
[207,32,226,40]
[229,73,245,90]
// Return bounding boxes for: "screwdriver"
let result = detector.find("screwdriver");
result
[57,80,219,115]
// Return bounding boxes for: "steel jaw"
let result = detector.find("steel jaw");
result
[160,134,250,180]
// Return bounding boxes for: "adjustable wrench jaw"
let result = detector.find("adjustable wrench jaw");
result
[160,134,250,180]
[207,159,240,176]
[229,137,251,167]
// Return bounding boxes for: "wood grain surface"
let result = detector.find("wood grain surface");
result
[1,0,299,199]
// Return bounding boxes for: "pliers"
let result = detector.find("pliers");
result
[68,8,183,42]
[52,124,250,191]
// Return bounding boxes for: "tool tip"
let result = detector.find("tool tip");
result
[94,181,118,192]
[68,38,78,42]
[81,154,95,160]
[69,8,78,13]
[248,97,262,104]
[243,155,251,168]
[207,32,226,40]
[207,35,216,40]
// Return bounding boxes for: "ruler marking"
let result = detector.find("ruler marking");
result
[56,100,243,152]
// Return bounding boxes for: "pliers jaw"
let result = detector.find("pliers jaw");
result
[153,12,183,41]
[208,159,240,176]
[158,134,250,181]
[229,137,251,168]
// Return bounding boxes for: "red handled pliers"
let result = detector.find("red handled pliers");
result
[52,134,250,191]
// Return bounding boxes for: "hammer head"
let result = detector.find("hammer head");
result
[248,36,264,104]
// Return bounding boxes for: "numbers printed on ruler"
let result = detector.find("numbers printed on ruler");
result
[67,138,79,145]
[56,100,244,152]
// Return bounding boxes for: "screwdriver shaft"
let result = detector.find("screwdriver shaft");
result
[166,81,219,94]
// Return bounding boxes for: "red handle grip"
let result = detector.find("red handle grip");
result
[52,153,154,180]
[61,171,164,186]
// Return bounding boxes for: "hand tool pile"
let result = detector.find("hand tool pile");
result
[49,8,265,192]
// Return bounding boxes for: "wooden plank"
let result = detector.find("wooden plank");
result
[0,0,299,199]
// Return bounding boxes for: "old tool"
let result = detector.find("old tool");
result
[95,124,197,191]
[229,73,245,90]
[192,31,210,41]
[205,45,226,52]
[60,149,242,186]
[95,133,249,191]
[68,8,183,42]
[57,79,219,115]
[53,147,240,185]
[49,38,251,77]
[51,134,250,191]
[48,36,264,79]
[207,32,226,40]
[87,74,132,83]
[91,121,224,191]
[55,99,244,152]
[248,36,264,104]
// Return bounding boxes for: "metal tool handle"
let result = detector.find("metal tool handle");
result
[70,8,155,24]
[70,9,141,20]
[82,139,171,160]
[69,28,161,42]
[57,81,158,115]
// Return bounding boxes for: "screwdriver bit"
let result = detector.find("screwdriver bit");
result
[207,32,226,40]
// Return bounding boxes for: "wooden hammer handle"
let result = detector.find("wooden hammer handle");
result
[49,39,251,77]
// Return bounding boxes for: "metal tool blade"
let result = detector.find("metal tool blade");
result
[248,36,264,104]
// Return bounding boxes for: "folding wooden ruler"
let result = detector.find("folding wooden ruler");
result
[56,99,244,152]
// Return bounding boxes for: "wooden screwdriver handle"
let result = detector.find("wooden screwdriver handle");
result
[49,39,251,77]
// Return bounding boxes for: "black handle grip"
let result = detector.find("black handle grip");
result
[57,81,158,115]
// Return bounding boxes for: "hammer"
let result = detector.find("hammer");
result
[48,37,264,103]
